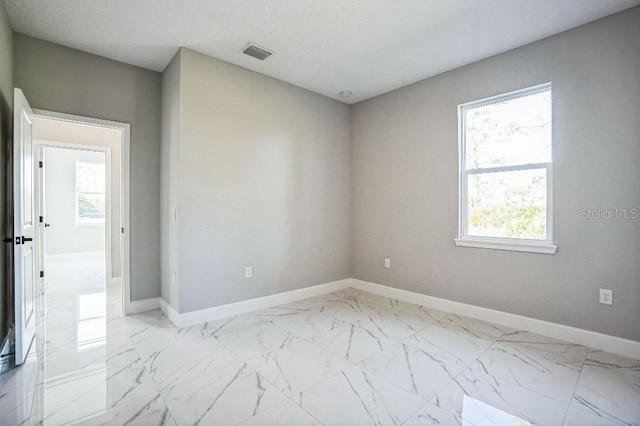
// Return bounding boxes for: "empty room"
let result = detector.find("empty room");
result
[0,1,639,425]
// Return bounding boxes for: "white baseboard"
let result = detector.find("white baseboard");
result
[351,279,640,360]
[127,297,161,315]
[159,298,181,326]
[159,278,351,328]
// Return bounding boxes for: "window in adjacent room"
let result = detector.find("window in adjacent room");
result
[76,161,106,225]
[455,83,556,253]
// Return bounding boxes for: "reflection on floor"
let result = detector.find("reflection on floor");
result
[1,253,639,425]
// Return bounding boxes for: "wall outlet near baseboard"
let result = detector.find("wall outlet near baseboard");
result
[384,258,391,269]
[245,266,252,279]
[599,289,613,305]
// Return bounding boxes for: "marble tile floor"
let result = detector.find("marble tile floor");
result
[1,257,639,425]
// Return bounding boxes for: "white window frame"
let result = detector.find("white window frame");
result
[75,160,107,227]
[454,83,557,254]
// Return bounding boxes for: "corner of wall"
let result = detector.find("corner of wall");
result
[160,49,182,312]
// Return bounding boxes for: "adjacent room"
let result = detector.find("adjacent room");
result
[0,1,638,425]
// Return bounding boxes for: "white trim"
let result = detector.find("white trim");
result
[128,297,161,315]
[351,279,640,360]
[159,298,180,326]
[454,237,557,254]
[109,277,122,288]
[160,279,351,328]
[31,109,131,316]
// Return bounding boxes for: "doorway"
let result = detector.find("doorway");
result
[10,90,131,369]
[39,146,110,314]
[31,110,131,318]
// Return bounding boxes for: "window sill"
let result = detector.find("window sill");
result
[454,237,557,254]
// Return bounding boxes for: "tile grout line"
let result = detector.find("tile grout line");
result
[559,346,591,425]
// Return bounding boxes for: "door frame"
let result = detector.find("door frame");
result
[34,142,112,295]
[31,109,132,315]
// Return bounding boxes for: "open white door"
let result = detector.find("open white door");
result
[14,88,36,365]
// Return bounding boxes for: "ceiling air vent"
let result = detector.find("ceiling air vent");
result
[242,43,273,61]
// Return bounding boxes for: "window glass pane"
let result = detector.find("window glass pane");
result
[78,194,106,224]
[464,89,551,169]
[76,162,105,193]
[76,161,106,225]
[467,169,547,239]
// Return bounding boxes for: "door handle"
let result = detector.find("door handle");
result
[44,223,50,227]
[21,237,33,244]
[2,238,12,243]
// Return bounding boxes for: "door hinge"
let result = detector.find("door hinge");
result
[39,161,43,168]
[40,271,44,278]
[121,227,124,234]
[39,216,43,223]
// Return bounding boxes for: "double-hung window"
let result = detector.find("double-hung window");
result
[455,83,556,254]
[76,161,106,226]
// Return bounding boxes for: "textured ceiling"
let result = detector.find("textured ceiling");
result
[5,0,639,104]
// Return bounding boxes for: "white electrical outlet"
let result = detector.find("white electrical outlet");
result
[245,266,252,279]
[384,258,391,269]
[599,289,613,305]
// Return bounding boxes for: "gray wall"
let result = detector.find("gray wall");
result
[351,8,640,341]
[44,147,105,255]
[0,2,12,344]
[13,34,161,301]
[171,49,351,313]
[160,50,181,310]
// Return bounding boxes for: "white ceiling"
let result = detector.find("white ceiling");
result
[5,0,639,104]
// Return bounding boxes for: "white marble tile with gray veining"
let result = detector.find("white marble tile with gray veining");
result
[350,290,402,309]
[310,317,397,364]
[329,296,390,323]
[144,343,244,392]
[367,308,436,338]
[35,355,161,425]
[455,395,535,426]
[214,319,300,360]
[131,322,225,363]
[361,332,472,402]
[497,330,589,361]
[437,314,509,340]
[0,353,39,426]
[237,397,322,426]
[564,349,640,426]
[254,303,336,339]
[295,365,425,426]
[415,322,495,365]
[190,312,269,338]
[81,392,175,426]
[392,302,450,322]
[402,403,467,426]
[430,360,569,426]
[162,363,287,425]
[477,337,584,403]
[246,340,351,396]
